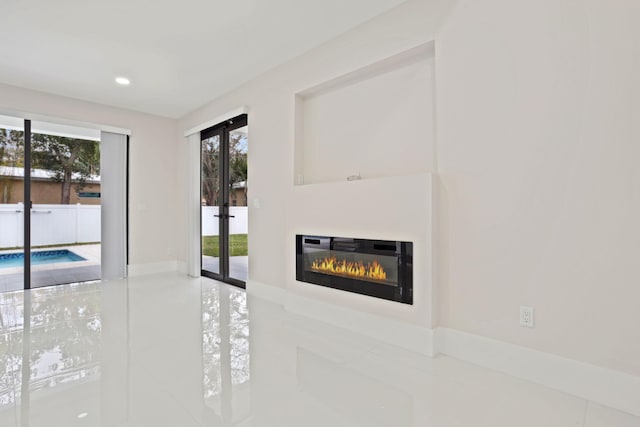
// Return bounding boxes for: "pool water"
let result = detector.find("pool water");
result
[0,249,86,269]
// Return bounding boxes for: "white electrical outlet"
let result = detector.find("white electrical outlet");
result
[520,306,534,328]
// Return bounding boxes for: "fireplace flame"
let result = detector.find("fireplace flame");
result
[310,256,387,280]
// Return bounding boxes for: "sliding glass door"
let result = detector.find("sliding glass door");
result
[0,116,103,292]
[30,120,102,288]
[201,114,248,288]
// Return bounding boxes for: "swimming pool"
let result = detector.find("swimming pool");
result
[0,249,86,269]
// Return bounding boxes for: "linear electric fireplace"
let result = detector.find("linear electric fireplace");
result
[296,235,413,304]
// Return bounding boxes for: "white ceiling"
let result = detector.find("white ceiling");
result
[0,0,408,118]
[0,114,101,140]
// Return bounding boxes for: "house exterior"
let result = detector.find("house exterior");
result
[0,166,100,205]
[230,181,247,206]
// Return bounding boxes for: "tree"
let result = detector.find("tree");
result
[230,151,247,203]
[201,137,221,206]
[0,130,6,164]
[30,134,100,204]
[0,128,24,166]
[0,128,24,203]
[201,131,248,206]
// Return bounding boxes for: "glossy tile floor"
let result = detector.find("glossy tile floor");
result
[0,273,638,427]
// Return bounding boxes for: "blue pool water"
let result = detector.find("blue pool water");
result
[0,249,86,269]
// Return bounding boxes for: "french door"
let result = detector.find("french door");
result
[201,114,248,288]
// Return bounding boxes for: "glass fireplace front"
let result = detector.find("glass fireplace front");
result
[296,235,413,304]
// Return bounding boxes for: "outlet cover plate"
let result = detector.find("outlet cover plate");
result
[520,306,534,328]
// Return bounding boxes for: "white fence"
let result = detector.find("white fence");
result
[202,207,248,236]
[0,204,247,249]
[0,204,101,248]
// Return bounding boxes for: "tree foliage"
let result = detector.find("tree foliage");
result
[0,129,100,204]
[0,128,25,167]
[31,134,100,204]
[0,128,25,203]
[201,131,248,206]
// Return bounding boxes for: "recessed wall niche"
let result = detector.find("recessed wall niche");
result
[294,42,436,185]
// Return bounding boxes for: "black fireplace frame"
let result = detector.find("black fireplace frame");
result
[296,235,413,304]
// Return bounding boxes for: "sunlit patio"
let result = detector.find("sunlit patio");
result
[0,244,101,292]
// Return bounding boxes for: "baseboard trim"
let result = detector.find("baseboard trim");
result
[246,280,287,304]
[435,327,640,417]
[128,260,178,277]
[246,282,640,415]
[176,261,188,275]
[246,281,434,356]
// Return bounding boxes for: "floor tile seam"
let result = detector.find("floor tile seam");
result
[349,349,578,399]
[291,345,370,386]
[164,389,207,427]
[340,347,451,394]
[281,311,389,356]
[582,400,589,427]
[356,343,434,375]
[584,400,640,424]
[436,353,609,410]
[282,326,379,366]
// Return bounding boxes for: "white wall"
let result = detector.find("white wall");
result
[179,0,640,378]
[300,54,435,184]
[287,175,433,327]
[0,83,179,267]
[436,0,640,376]
[178,0,453,327]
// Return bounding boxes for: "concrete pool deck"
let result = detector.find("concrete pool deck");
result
[1,247,249,292]
[0,244,101,292]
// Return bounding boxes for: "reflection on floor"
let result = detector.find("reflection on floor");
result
[0,273,638,427]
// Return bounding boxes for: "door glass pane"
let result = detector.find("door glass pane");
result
[0,116,25,292]
[228,126,248,283]
[202,134,221,275]
[30,122,102,288]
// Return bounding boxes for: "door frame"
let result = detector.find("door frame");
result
[23,119,32,289]
[200,114,248,288]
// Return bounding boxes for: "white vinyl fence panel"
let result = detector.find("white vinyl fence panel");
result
[1,204,247,248]
[0,204,101,248]
[201,206,248,236]
[0,205,21,248]
[76,205,101,242]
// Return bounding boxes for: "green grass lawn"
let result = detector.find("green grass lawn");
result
[202,234,248,257]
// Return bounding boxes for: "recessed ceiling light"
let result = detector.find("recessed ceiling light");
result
[115,77,130,86]
[77,412,89,419]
